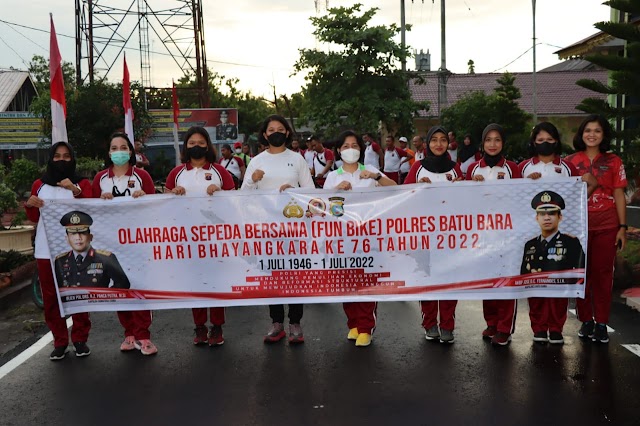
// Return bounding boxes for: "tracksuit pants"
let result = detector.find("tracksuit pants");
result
[343,302,377,334]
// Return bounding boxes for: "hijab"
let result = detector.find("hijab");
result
[41,141,83,186]
[421,126,456,173]
[481,123,506,168]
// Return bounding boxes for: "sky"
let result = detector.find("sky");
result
[0,0,611,100]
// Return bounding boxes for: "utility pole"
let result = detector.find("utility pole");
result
[532,0,537,124]
[401,0,406,71]
[438,0,449,113]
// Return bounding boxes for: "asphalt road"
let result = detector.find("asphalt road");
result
[0,298,639,426]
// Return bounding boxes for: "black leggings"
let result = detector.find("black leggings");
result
[269,304,303,324]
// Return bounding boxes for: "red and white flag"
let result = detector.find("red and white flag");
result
[123,54,134,143]
[171,81,181,165]
[49,14,67,144]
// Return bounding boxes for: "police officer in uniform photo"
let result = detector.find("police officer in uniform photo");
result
[521,190,585,344]
[215,109,238,140]
[54,210,131,289]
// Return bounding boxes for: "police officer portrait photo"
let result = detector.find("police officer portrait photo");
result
[521,191,586,275]
[215,109,238,141]
[54,210,131,289]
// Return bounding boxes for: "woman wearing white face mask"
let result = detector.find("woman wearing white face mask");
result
[323,130,395,347]
[92,132,159,355]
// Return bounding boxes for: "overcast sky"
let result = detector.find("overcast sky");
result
[0,1,610,99]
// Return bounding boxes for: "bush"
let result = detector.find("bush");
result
[0,183,18,229]
[76,157,104,180]
[0,250,32,273]
[5,158,40,197]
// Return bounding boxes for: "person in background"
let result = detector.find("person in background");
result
[241,114,314,343]
[412,135,426,162]
[25,141,93,361]
[467,123,522,346]
[290,137,305,157]
[309,135,334,188]
[565,114,626,344]
[383,135,407,184]
[398,136,415,184]
[323,130,396,347]
[363,132,384,170]
[457,134,481,175]
[93,132,158,355]
[134,140,150,170]
[241,142,254,159]
[235,142,251,166]
[219,143,246,189]
[165,126,236,347]
[447,131,459,162]
[404,127,463,344]
[304,136,317,175]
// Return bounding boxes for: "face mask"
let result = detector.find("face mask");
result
[51,160,74,180]
[110,151,130,166]
[340,148,360,164]
[235,148,242,154]
[267,132,287,147]
[187,145,207,160]
[534,142,556,156]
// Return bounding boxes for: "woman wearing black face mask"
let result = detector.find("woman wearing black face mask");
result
[241,115,314,344]
[519,122,579,345]
[25,141,93,361]
[165,126,236,347]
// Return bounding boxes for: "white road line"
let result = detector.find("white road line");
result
[568,310,615,332]
[622,344,640,358]
[0,317,72,381]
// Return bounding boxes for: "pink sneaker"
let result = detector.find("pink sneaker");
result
[120,335,136,351]
[135,339,158,355]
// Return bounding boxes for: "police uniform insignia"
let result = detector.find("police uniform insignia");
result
[555,167,562,174]
[305,198,326,218]
[329,197,345,217]
[95,249,112,256]
[541,192,551,203]
[283,200,304,218]
[497,172,505,179]
[445,173,453,181]
[205,173,212,181]
[70,214,81,225]
[128,180,135,188]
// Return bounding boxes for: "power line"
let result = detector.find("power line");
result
[0,34,29,68]
[489,44,541,73]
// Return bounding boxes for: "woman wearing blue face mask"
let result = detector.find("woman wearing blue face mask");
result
[92,132,158,355]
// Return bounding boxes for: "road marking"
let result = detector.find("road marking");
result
[0,317,72,381]
[568,310,614,332]
[622,344,640,358]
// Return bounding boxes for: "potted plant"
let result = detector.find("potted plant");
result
[0,161,37,254]
[0,249,34,289]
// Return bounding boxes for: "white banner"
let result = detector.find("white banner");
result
[41,178,587,315]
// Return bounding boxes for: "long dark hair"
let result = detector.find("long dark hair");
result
[573,114,612,153]
[257,114,293,146]
[41,141,83,185]
[528,122,562,157]
[181,126,217,163]
[105,132,136,167]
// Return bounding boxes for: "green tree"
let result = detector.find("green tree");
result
[441,72,530,160]
[576,0,640,163]
[294,3,428,137]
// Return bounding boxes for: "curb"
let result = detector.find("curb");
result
[0,278,32,310]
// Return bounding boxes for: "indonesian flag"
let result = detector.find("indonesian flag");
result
[49,14,67,144]
[171,81,181,165]
[123,54,134,143]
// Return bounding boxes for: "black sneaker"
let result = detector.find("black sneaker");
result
[73,342,91,357]
[533,331,548,343]
[49,346,67,361]
[548,331,564,345]
[578,320,595,339]
[592,323,609,344]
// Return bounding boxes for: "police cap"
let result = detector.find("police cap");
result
[60,210,93,233]
[531,191,565,212]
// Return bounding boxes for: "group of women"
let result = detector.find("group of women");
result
[25,113,626,360]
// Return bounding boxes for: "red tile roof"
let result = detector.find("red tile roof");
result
[410,70,608,118]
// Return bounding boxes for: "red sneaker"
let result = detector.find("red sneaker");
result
[482,326,497,340]
[193,326,208,345]
[264,322,286,343]
[208,325,224,346]
[491,332,512,346]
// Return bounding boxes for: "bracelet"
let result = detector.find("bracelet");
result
[619,224,629,230]
[375,174,383,181]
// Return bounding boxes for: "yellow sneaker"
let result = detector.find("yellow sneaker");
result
[347,328,359,340]
[355,333,372,347]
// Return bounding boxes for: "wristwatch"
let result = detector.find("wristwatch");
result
[375,174,382,181]
[619,224,629,229]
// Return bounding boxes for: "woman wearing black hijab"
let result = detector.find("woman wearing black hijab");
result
[457,133,481,175]
[25,141,93,360]
[404,127,463,344]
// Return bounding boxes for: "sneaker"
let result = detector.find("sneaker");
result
[578,320,594,339]
[264,322,286,343]
[533,331,548,343]
[439,329,455,344]
[424,325,440,341]
[73,342,91,357]
[120,336,136,351]
[491,332,512,346]
[208,325,224,346]
[347,327,359,341]
[49,346,67,361]
[288,323,305,344]
[355,333,372,347]
[592,323,609,344]
[193,326,208,345]
[482,326,497,340]
[548,331,564,345]
[135,339,158,355]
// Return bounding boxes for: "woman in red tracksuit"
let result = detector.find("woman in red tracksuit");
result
[565,115,627,344]
[518,122,579,345]
[405,126,464,344]
[25,141,93,361]
[165,126,235,347]
[466,123,522,346]
[93,132,158,355]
